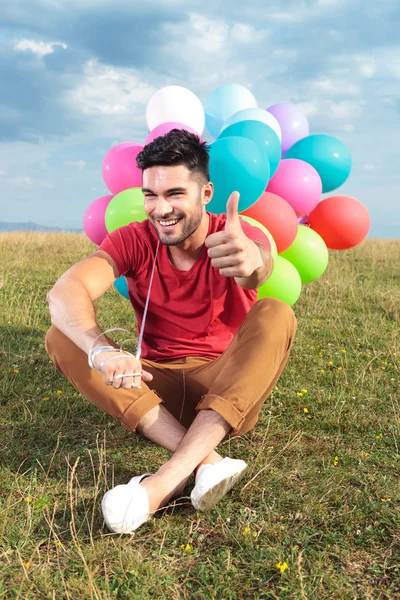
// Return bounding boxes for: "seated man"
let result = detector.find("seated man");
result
[45,130,297,534]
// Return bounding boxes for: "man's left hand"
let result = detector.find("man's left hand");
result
[205,191,264,278]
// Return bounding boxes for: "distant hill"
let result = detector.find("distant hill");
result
[0,221,83,233]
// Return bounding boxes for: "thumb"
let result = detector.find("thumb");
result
[225,191,240,230]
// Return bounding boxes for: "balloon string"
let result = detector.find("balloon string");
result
[135,239,160,361]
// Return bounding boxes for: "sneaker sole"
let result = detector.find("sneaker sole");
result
[192,465,248,511]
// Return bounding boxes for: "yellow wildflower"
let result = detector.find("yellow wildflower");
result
[328,361,333,366]
[333,456,339,466]
[341,349,346,353]
[297,392,303,397]
[303,408,309,413]
[56,390,62,394]
[19,281,24,285]
[376,434,382,440]
[23,561,30,568]
[180,543,192,552]
[24,497,32,503]
[13,369,19,374]
[242,527,251,536]
[276,561,288,573]
[338,366,343,371]
[320,369,325,373]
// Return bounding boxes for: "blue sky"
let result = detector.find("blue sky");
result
[1,0,399,237]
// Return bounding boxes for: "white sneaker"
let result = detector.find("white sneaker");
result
[101,473,152,534]
[190,457,248,511]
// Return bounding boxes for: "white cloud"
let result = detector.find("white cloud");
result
[66,59,155,117]
[63,160,86,171]
[297,98,364,120]
[362,163,378,171]
[312,77,361,96]
[14,39,67,57]
[340,123,356,133]
[163,13,229,55]
[231,23,269,44]
[0,174,53,189]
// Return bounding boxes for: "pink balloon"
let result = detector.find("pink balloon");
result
[266,159,322,217]
[146,121,201,145]
[102,143,144,195]
[84,195,113,245]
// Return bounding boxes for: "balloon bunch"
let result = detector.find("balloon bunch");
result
[83,84,370,306]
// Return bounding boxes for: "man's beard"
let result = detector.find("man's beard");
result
[152,197,203,247]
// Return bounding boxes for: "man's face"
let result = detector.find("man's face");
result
[142,164,209,246]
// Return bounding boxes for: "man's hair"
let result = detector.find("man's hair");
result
[136,129,210,183]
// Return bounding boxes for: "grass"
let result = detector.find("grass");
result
[0,232,399,600]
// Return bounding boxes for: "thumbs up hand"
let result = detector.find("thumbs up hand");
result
[205,191,264,278]
[224,190,241,231]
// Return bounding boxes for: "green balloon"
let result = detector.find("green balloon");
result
[105,187,147,233]
[280,225,329,284]
[258,256,302,306]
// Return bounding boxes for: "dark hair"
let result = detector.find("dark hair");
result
[136,129,210,183]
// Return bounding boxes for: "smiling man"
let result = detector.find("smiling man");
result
[45,130,297,534]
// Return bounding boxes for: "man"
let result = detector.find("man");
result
[46,130,297,534]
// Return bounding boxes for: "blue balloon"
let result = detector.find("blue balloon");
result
[207,136,270,214]
[218,120,281,177]
[205,84,257,138]
[285,134,352,193]
[114,276,129,299]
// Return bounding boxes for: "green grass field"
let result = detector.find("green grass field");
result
[0,232,399,600]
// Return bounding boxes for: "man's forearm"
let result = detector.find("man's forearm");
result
[47,279,110,355]
[235,242,274,290]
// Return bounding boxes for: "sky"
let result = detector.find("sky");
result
[1,0,399,238]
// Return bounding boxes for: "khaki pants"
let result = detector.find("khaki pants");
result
[45,298,297,436]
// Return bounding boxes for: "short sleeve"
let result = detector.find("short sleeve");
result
[239,218,271,252]
[98,224,142,277]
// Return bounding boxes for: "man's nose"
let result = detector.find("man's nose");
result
[153,197,173,217]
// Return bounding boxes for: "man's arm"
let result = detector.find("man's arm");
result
[234,241,274,290]
[46,250,119,355]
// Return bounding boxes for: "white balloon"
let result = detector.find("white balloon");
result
[146,86,205,135]
[220,107,282,141]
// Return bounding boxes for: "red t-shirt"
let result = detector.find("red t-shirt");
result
[98,212,270,362]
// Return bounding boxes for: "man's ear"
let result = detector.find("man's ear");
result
[202,181,214,207]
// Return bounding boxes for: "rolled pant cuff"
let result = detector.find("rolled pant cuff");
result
[196,394,245,433]
[120,390,163,433]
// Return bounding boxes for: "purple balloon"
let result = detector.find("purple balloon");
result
[266,103,309,156]
[84,195,113,245]
[298,215,308,224]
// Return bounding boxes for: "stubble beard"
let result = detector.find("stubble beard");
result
[154,195,204,247]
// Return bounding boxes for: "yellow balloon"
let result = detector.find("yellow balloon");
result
[240,215,278,258]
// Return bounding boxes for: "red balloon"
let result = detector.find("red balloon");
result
[307,195,370,250]
[241,192,298,253]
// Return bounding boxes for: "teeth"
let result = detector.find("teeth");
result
[159,219,180,227]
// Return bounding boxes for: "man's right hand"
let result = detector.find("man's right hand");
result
[92,350,154,390]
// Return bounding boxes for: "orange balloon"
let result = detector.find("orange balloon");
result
[307,195,370,250]
[241,192,298,253]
